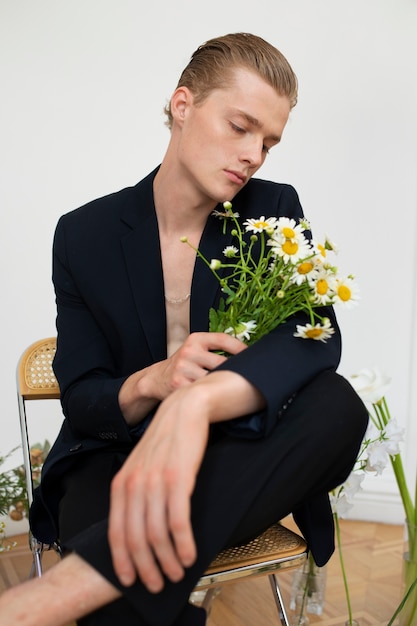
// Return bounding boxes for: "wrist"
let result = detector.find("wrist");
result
[118,367,160,426]
[186,371,265,424]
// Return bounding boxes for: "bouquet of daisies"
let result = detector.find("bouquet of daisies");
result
[183,201,358,345]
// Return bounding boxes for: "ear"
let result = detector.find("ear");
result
[170,86,194,125]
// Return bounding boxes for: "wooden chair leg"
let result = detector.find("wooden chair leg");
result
[269,573,290,626]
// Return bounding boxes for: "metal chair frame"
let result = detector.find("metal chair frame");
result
[16,338,308,625]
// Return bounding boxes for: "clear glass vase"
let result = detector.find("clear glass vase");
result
[290,552,327,622]
[399,522,417,626]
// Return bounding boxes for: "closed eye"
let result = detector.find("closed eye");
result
[230,120,272,155]
[230,122,245,134]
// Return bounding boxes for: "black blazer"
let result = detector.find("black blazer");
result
[30,167,340,563]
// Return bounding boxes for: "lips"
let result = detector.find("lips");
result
[225,170,246,185]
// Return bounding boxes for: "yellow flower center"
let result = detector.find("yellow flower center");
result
[282,240,299,255]
[317,243,326,258]
[316,279,329,295]
[298,261,314,275]
[305,328,324,339]
[254,220,269,229]
[337,284,352,302]
[282,227,295,239]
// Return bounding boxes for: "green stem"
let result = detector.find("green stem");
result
[390,452,415,540]
[334,512,355,624]
[387,563,417,626]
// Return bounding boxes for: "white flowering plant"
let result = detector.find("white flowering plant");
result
[331,368,416,625]
[183,201,359,345]
[330,369,405,518]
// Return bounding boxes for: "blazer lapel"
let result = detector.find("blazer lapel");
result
[119,173,238,351]
[120,170,167,362]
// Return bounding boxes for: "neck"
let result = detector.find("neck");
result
[153,161,217,235]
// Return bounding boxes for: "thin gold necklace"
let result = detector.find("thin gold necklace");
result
[164,293,191,305]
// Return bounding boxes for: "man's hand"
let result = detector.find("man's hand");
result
[119,332,246,425]
[109,383,210,592]
[156,331,247,395]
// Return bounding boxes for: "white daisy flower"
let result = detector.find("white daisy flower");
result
[243,216,279,234]
[311,239,329,261]
[293,318,335,342]
[273,217,306,241]
[333,276,360,308]
[268,231,311,264]
[310,267,338,305]
[290,259,319,285]
[225,320,257,342]
[223,245,239,258]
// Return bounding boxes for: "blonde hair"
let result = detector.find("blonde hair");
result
[164,32,298,129]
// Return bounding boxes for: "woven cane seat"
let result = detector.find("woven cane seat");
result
[196,522,307,589]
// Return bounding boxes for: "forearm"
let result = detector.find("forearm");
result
[171,369,266,426]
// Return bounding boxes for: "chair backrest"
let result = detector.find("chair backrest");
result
[16,338,60,505]
[17,338,59,401]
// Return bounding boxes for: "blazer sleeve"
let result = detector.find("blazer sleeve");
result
[52,215,133,442]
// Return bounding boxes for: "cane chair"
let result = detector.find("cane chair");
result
[17,337,308,626]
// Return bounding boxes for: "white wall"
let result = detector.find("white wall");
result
[1,0,416,526]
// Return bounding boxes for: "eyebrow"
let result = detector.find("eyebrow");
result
[235,110,282,143]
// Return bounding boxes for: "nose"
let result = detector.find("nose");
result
[239,137,264,168]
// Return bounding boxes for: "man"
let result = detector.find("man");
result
[0,33,368,625]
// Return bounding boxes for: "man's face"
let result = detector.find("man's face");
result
[174,67,291,205]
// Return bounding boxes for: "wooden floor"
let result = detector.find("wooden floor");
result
[0,517,405,625]
[208,516,404,626]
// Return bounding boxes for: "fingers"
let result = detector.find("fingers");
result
[108,389,208,593]
[176,332,247,372]
[108,471,138,587]
[205,331,248,355]
[109,466,171,593]
[108,444,198,593]
[167,481,197,568]
[142,478,187,586]
[152,332,247,397]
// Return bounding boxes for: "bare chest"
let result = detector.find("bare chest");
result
[159,234,198,356]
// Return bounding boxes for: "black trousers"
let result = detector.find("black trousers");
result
[58,371,368,626]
